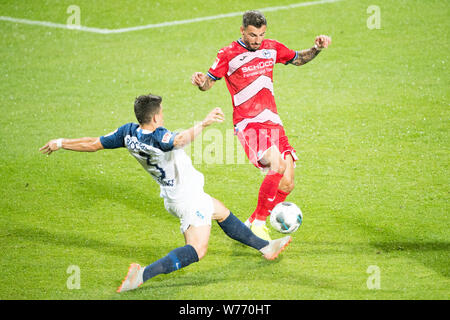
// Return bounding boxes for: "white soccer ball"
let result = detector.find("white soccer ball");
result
[270,202,303,234]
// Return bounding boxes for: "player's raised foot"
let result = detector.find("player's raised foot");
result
[250,224,272,241]
[259,236,292,260]
[116,263,144,293]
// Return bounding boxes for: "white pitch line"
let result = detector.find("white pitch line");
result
[0,0,342,34]
[0,15,110,33]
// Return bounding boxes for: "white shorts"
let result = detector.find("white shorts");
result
[164,192,214,234]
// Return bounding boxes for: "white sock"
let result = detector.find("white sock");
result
[253,219,266,227]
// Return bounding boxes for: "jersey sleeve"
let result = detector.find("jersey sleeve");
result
[207,48,229,81]
[274,40,297,65]
[153,127,177,152]
[100,123,130,149]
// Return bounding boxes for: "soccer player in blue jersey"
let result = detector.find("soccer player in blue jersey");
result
[40,93,291,292]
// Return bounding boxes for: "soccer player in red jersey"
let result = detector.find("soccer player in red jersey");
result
[191,10,331,240]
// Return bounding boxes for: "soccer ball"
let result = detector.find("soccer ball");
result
[270,202,303,234]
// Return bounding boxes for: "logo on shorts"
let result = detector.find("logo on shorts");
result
[195,211,205,220]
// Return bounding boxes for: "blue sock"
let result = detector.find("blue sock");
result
[142,244,199,282]
[218,212,269,250]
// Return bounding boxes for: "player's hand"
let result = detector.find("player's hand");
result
[191,72,206,87]
[39,139,62,156]
[315,35,332,49]
[202,107,225,127]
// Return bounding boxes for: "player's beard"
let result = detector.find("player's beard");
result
[250,43,261,50]
[243,39,261,51]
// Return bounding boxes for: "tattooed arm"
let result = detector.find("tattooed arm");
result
[291,46,322,66]
[191,72,216,91]
[291,35,332,66]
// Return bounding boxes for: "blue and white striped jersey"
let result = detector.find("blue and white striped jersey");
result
[100,123,204,201]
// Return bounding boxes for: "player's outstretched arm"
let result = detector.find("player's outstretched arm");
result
[39,137,104,155]
[191,72,216,91]
[291,35,331,66]
[173,107,224,149]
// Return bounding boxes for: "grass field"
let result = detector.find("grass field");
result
[0,0,448,300]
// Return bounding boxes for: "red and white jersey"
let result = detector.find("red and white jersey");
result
[207,38,297,131]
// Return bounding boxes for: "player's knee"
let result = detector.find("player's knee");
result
[271,156,286,175]
[280,176,295,193]
[211,198,231,223]
[278,159,287,174]
[282,180,295,193]
[215,210,230,223]
[197,246,208,260]
[192,243,208,260]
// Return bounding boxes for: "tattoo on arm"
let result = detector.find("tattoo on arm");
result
[291,47,321,66]
[199,76,215,91]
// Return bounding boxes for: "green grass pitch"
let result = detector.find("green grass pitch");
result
[0,0,448,300]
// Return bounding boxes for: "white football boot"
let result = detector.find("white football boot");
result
[259,236,292,260]
[116,263,144,293]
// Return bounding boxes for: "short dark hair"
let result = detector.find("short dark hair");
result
[134,94,162,125]
[242,10,267,28]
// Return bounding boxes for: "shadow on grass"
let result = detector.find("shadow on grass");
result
[5,225,162,261]
[370,240,450,277]
[65,173,165,216]
[346,221,450,278]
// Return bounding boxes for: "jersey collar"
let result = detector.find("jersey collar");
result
[237,38,256,52]
[137,127,153,134]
